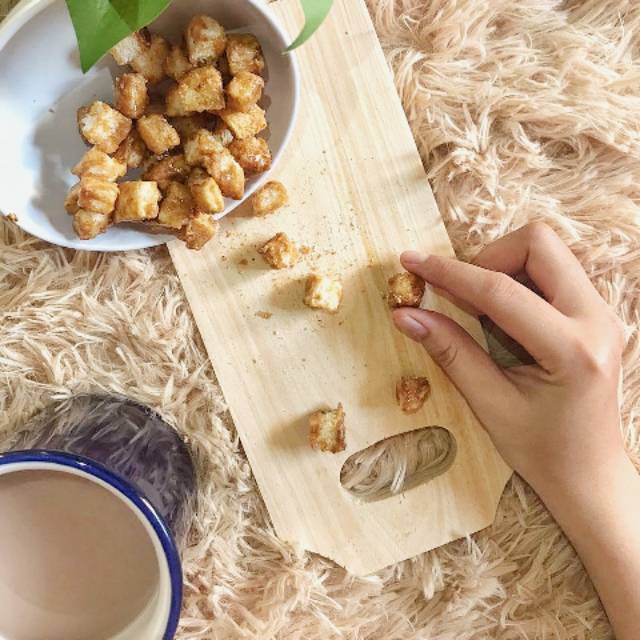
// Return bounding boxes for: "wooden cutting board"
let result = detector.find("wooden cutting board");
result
[170,0,511,575]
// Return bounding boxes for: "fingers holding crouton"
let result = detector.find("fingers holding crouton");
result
[229,136,271,174]
[396,376,431,414]
[387,272,425,308]
[114,73,149,119]
[77,101,132,154]
[166,66,225,116]
[72,147,126,181]
[136,114,180,155]
[309,404,346,453]
[114,181,162,223]
[185,15,227,65]
[251,180,288,216]
[226,34,265,76]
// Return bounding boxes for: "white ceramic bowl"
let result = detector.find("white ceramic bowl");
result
[0,0,299,251]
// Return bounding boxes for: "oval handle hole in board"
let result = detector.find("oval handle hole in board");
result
[340,427,456,501]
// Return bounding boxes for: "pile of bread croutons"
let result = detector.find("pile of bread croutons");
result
[64,15,288,249]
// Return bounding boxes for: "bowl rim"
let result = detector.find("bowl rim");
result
[0,0,301,253]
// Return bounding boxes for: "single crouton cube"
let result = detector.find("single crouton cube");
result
[77,101,132,154]
[114,73,149,119]
[212,120,234,146]
[73,210,111,240]
[166,66,225,116]
[309,404,346,453]
[113,130,148,169]
[185,15,227,65]
[169,114,213,141]
[183,128,223,166]
[180,212,218,250]
[387,272,425,308]
[226,34,265,76]
[114,181,161,223]
[203,148,245,200]
[188,168,224,213]
[258,233,298,269]
[251,180,288,216]
[141,154,190,190]
[158,181,194,230]
[396,376,431,414]
[64,183,81,214]
[226,71,264,111]
[218,104,266,140]
[164,43,194,82]
[229,136,271,173]
[110,31,148,66]
[72,147,126,181]
[130,33,168,84]
[136,114,180,155]
[304,274,343,313]
[77,177,119,215]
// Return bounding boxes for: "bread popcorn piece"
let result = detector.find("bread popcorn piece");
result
[212,120,234,146]
[114,73,149,119]
[77,177,119,215]
[188,168,224,213]
[166,66,225,117]
[309,404,346,453]
[226,34,265,76]
[158,181,194,230]
[180,213,218,250]
[130,34,169,84]
[396,376,431,414]
[304,274,343,313]
[72,147,126,181]
[142,154,190,190]
[226,71,264,111]
[258,233,299,269]
[113,130,147,169]
[170,114,213,142]
[114,181,161,223]
[251,180,288,216]
[136,114,180,155]
[110,31,148,66]
[183,128,222,166]
[77,101,132,154]
[164,44,194,82]
[73,210,111,240]
[387,272,426,308]
[203,148,245,200]
[229,136,271,173]
[64,183,81,214]
[218,104,266,140]
[185,15,227,65]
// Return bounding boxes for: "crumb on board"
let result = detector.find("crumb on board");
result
[255,311,272,319]
[396,376,431,414]
[309,403,346,453]
[387,272,425,308]
[238,258,249,266]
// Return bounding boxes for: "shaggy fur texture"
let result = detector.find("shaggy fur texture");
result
[2,0,640,637]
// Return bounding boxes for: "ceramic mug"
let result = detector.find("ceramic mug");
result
[0,394,195,640]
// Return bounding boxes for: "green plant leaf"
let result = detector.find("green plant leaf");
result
[65,0,172,73]
[285,0,333,51]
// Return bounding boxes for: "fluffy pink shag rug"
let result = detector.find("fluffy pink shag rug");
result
[2,0,640,638]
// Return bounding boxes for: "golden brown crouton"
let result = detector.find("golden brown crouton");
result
[158,181,194,230]
[387,272,425,308]
[73,210,111,240]
[226,34,265,76]
[169,114,213,141]
[114,181,161,223]
[110,31,148,66]
[141,154,190,190]
[251,180,288,216]
[202,148,245,200]
[304,274,343,313]
[309,404,346,453]
[229,136,271,173]
[64,183,81,214]
[218,104,266,140]
[183,128,223,166]
[163,43,194,82]
[166,66,225,116]
[180,212,218,250]
[72,147,126,181]
[114,73,149,119]
[77,177,119,215]
[185,15,227,65]
[258,233,298,269]
[212,120,234,146]
[77,101,132,154]
[226,71,264,111]
[136,114,180,155]
[113,130,147,169]
[396,376,431,414]
[188,168,224,213]
[130,34,169,84]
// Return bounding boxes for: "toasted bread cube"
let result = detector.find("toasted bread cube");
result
[181,213,218,250]
[309,404,346,453]
[226,34,265,76]
[141,154,190,190]
[218,104,266,140]
[64,183,81,214]
[114,181,161,222]
[251,180,288,216]
[77,177,119,215]
[158,181,194,230]
[212,120,234,146]
[258,233,298,270]
[183,128,223,166]
[229,136,271,173]
[185,15,227,65]
[77,101,132,154]
[304,274,343,313]
[396,376,431,414]
[130,34,168,84]
[203,148,245,200]
[110,31,148,66]
[387,272,425,308]
[113,130,147,169]
[136,114,180,155]
[164,43,194,81]
[166,66,225,116]
[72,147,126,181]
[114,73,149,119]
[169,114,213,141]
[226,71,264,111]
[73,210,111,240]
[188,168,224,213]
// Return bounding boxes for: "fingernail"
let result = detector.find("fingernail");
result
[401,250,429,265]
[394,313,431,341]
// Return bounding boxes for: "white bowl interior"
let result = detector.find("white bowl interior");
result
[0,0,298,251]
